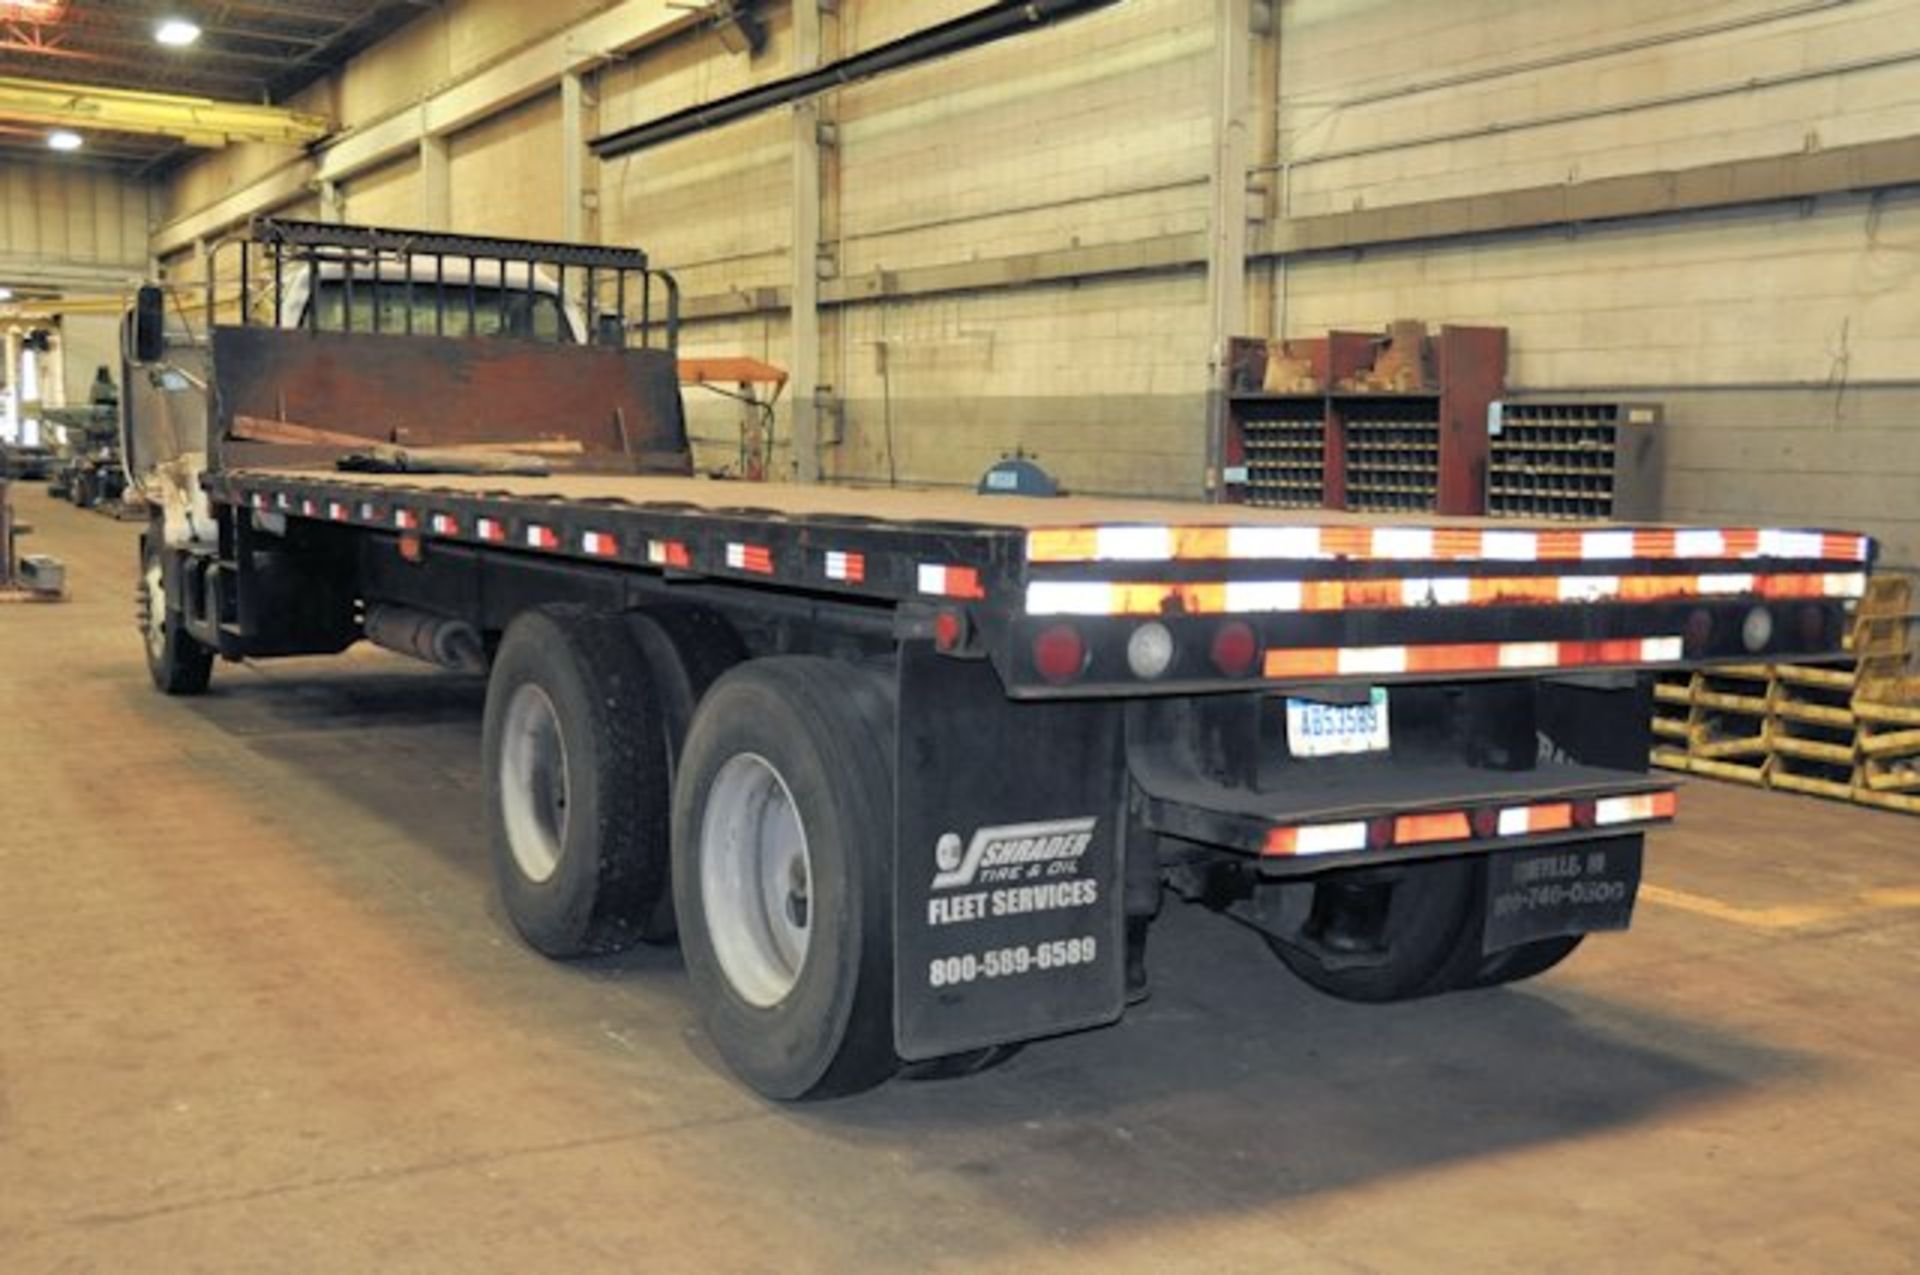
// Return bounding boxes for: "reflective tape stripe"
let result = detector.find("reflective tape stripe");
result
[1497,802,1575,837]
[430,513,458,535]
[1262,791,1669,860]
[327,501,349,521]
[394,508,418,530]
[1263,635,1685,680]
[824,550,866,583]
[581,531,618,557]
[1262,792,1665,861]
[526,525,559,550]
[648,539,691,568]
[476,518,506,543]
[1371,528,1435,560]
[1394,811,1472,845]
[1097,526,1173,560]
[1021,572,1857,617]
[1595,791,1680,826]
[725,542,773,574]
[918,563,986,599]
[1026,525,1872,564]
[1263,821,1369,857]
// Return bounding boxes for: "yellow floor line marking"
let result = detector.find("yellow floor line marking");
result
[1641,883,1920,931]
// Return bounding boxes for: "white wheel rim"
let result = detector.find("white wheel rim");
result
[142,561,167,662]
[701,753,812,1009]
[500,683,570,884]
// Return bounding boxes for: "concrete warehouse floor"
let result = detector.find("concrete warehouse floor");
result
[3,482,1918,1274]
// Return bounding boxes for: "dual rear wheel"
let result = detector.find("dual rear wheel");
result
[1266,856,1584,1003]
[482,607,898,1098]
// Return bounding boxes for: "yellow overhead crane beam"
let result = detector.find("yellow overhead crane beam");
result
[0,76,331,149]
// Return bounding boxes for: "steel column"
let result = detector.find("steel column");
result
[420,130,450,230]
[790,1,824,483]
[1205,0,1253,501]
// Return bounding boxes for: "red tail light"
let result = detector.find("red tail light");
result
[1210,620,1259,677]
[1032,623,1087,685]
[934,609,965,652]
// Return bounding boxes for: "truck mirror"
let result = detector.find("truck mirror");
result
[132,285,167,363]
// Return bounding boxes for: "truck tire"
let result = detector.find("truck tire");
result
[623,607,746,941]
[1467,934,1584,989]
[484,606,673,957]
[672,657,898,1100]
[1265,858,1480,1003]
[139,532,214,696]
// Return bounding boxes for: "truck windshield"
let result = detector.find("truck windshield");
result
[310,281,573,343]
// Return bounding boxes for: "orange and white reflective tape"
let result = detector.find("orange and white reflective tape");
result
[648,538,691,568]
[1496,802,1574,836]
[725,542,773,574]
[1263,821,1369,856]
[393,508,419,530]
[825,550,866,583]
[919,563,986,600]
[1261,792,1674,858]
[1263,635,1684,680]
[1595,790,1679,826]
[526,524,560,550]
[327,501,350,522]
[430,513,459,536]
[476,517,507,543]
[1026,524,1872,566]
[1024,572,1864,618]
[581,530,619,558]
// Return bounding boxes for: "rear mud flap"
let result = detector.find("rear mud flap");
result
[1482,837,1643,953]
[893,643,1127,1061]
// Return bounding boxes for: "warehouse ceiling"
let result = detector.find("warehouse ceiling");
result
[0,0,433,167]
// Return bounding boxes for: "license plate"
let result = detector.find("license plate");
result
[1285,688,1390,759]
[1482,839,1643,954]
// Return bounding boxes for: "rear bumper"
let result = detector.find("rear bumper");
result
[1140,772,1676,877]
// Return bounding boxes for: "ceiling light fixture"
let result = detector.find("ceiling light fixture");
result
[46,129,82,151]
[155,17,202,47]
[0,287,13,301]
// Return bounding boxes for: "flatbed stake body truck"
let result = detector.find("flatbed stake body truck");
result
[122,220,1875,1099]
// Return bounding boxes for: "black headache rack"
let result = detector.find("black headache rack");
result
[199,220,692,478]
[209,217,680,348]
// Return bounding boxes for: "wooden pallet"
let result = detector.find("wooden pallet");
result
[1652,575,1918,814]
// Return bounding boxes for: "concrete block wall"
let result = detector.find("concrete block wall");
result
[158,0,602,239]
[449,94,565,241]
[824,0,1211,494]
[1278,0,1920,218]
[343,158,421,229]
[0,159,151,280]
[600,0,1214,494]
